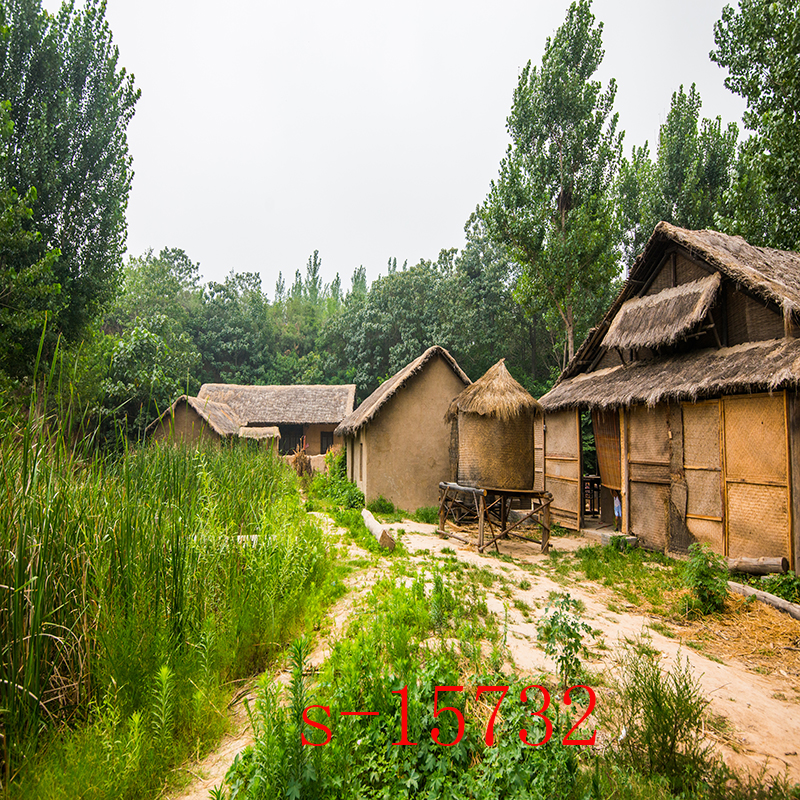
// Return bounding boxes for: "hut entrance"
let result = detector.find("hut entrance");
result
[587,409,622,530]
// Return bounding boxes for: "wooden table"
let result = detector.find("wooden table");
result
[436,482,553,554]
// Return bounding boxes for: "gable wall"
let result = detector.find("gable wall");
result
[364,356,467,512]
[151,405,221,446]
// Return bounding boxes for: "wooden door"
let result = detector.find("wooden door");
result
[544,409,582,529]
[723,393,791,560]
[682,400,724,551]
[627,405,670,550]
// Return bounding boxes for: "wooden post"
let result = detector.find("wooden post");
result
[542,498,551,554]
[361,509,396,551]
[438,486,447,534]
[478,495,485,550]
[620,407,630,535]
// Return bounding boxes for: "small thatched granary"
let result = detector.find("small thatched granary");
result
[334,346,470,512]
[150,383,355,453]
[539,222,800,571]
[445,359,543,490]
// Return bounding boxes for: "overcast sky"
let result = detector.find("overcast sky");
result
[46,0,747,296]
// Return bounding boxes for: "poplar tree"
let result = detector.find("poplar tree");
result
[482,0,622,364]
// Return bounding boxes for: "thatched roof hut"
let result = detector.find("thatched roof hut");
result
[198,383,355,425]
[335,346,469,437]
[150,383,354,453]
[334,346,471,512]
[536,222,800,571]
[148,395,281,445]
[446,359,542,490]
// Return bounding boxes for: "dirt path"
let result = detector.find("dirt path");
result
[166,517,800,798]
[164,517,381,800]
[396,522,800,785]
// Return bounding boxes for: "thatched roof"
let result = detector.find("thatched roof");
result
[561,222,800,382]
[602,272,721,351]
[197,383,356,425]
[147,395,241,437]
[539,337,800,412]
[445,359,542,422]
[335,346,470,437]
[237,426,281,440]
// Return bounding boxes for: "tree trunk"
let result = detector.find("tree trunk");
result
[727,581,800,621]
[726,556,789,575]
[361,509,396,551]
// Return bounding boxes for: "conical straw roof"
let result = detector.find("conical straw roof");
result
[445,359,542,423]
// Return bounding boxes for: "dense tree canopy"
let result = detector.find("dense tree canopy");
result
[0,0,139,342]
[482,0,623,363]
[618,84,739,261]
[712,0,800,249]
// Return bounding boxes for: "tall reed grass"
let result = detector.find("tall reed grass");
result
[0,373,332,796]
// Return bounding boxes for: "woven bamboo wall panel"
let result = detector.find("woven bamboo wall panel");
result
[630,482,669,550]
[458,412,533,489]
[546,410,579,457]
[685,469,723,518]
[676,254,708,285]
[548,476,579,528]
[682,402,720,469]
[629,405,670,463]
[723,394,786,482]
[647,261,672,294]
[534,414,545,492]
[630,461,670,484]
[593,409,621,490]
[727,483,790,559]
[726,284,783,345]
[546,458,580,480]
[686,517,724,551]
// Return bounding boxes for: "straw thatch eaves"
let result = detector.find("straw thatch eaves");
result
[540,337,800,412]
[561,222,800,382]
[602,272,721,351]
[335,346,470,437]
[237,426,281,441]
[445,359,542,423]
[183,395,239,436]
[198,383,356,426]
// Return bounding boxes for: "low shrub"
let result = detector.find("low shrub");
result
[685,543,729,614]
[367,495,395,515]
[412,506,439,525]
[604,645,714,794]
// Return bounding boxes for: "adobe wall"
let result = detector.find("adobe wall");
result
[151,405,220,446]
[303,423,342,455]
[365,357,466,512]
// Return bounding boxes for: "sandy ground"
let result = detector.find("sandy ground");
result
[167,517,800,798]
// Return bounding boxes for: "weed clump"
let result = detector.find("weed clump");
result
[685,543,729,614]
[604,645,713,794]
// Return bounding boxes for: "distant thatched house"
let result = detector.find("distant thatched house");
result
[150,384,356,453]
[539,222,800,571]
[445,359,544,491]
[335,346,470,512]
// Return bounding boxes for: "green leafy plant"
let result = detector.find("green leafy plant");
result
[412,506,439,525]
[685,543,729,614]
[536,592,591,690]
[366,495,395,515]
[606,645,713,794]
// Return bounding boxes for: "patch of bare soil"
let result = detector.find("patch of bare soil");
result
[395,522,800,786]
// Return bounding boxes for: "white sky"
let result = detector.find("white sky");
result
[46,0,748,296]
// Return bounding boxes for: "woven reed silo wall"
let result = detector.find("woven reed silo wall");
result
[457,409,534,489]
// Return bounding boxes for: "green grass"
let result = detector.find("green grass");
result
[1,396,337,798]
[576,544,684,608]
